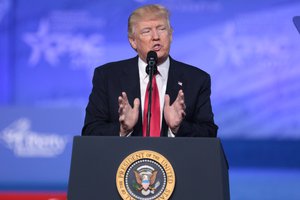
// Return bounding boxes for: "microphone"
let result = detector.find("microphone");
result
[145,51,158,137]
[146,51,158,75]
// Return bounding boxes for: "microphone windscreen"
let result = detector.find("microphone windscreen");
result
[146,51,158,75]
[147,51,158,62]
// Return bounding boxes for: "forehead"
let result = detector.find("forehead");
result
[135,18,168,29]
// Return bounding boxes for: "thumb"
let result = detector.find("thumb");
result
[164,94,170,108]
[133,98,140,110]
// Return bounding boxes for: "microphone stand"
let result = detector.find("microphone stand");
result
[146,62,157,137]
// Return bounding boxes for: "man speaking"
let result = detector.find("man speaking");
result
[82,4,218,137]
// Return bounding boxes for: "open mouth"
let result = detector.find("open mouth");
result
[153,44,161,51]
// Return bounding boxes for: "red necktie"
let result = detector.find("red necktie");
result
[143,74,160,137]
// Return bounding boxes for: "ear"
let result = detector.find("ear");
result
[129,37,137,50]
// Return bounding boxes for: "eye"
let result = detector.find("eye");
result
[141,28,151,35]
[157,26,167,33]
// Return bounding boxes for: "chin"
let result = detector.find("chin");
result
[157,56,168,65]
[156,51,166,58]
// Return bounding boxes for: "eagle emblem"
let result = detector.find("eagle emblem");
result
[116,151,175,200]
[133,165,160,196]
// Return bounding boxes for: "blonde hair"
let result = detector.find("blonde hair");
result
[128,4,172,38]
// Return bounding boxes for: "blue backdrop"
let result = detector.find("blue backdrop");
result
[0,0,300,193]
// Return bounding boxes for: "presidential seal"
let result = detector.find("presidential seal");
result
[116,150,176,200]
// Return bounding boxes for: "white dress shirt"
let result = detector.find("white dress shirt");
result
[138,57,175,137]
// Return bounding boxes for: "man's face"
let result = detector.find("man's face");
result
[129,18,172,65]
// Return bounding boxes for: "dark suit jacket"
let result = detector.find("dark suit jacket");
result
[82,56,218,137]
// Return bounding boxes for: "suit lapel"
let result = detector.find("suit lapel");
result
[161,57,184,136]
[166,58,184,104]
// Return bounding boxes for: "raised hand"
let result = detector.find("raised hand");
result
[163,90,186,134]
[118,92,140,136]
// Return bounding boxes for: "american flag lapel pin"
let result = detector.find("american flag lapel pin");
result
[178,81,183,86]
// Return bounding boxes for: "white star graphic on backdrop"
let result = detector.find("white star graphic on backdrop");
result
[23,19,105,68]
[210,23,246,67]
[23,20,57,66]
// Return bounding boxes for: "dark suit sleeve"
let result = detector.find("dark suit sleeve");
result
[176,74,218,137]
[82,67,120,136]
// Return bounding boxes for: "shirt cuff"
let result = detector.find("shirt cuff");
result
[168,128,176,137]
[120,131,133,137]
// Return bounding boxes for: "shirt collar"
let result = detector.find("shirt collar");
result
[138,56,170,81]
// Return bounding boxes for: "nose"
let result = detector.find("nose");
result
[152,29,160,40]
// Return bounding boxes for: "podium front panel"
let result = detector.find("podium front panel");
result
[68,136,229,200]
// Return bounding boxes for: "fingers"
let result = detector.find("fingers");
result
[118,92,128,106]
[118,93,140,121]
[118,92,129,113]
[118,96,124,115]
[177,89,184,102]
[175,90,186,110]
[175,90,186,120]
[176,103,186,118]
[165,91,186,111]
[118,94,139,135]
[121,92,128,103]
